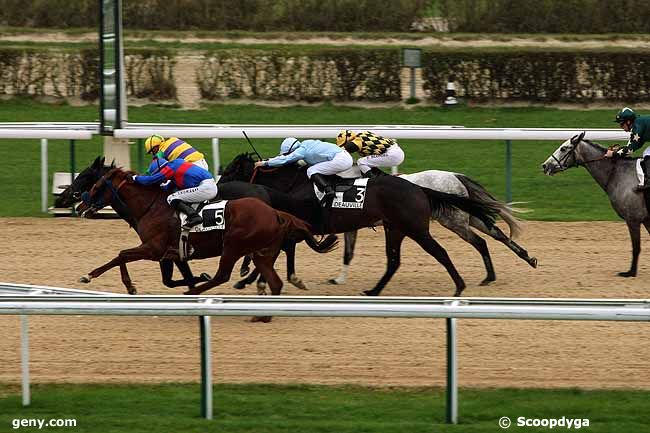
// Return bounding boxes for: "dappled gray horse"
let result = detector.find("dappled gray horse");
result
[329,167,538,286]
[542,132,649,277]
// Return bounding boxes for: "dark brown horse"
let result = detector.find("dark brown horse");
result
[220,153,501,296]
[77,168,337,296]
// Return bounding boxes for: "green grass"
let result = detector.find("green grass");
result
[0,383,647,433]
[0,98,622,220]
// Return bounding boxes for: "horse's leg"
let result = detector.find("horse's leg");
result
[79,244,157,293]
[283,240,307,290]
[619,221,641,277]
[159,260,211,289]
[363,227,405,297]
[118,263,137,295]
[329,230,358,285]
[256,273,268,295]
[439,212,496,286]
[239,255,252,277]
[185,251,240,295]
[233,268,260,289]
[470,216,538,268]
[251,253,283,323]
[175,260,211,288]
[410,231,466,297]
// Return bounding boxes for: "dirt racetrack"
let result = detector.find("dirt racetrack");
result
[1,217,649,389]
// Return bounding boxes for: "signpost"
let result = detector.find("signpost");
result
[402,48,422,100]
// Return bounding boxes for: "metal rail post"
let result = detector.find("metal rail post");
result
[505,140,512,204]
[40,139,48,213]
[446,300,459,424]
[21,315,30,407]
[212,138,220,175]
[69,139,76,216]
[199,299,213,419]
[137,138,143,173]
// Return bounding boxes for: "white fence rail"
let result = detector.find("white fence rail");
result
[0,124,630,214]
[1,282,648,424]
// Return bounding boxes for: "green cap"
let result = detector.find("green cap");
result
[615,107,637,123]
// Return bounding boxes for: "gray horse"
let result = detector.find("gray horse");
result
[542,132,648,277]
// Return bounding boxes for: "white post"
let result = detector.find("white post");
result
[211,138,220,176]
[21,315,30,406]
[40,139,48,213]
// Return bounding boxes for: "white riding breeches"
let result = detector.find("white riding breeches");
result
[643,147,650,158]
[306,151,353,178]
[166,178,218,204]
[193,159,209,171]
[357,144,404,174]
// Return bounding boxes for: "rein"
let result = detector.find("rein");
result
[249,165,279,184]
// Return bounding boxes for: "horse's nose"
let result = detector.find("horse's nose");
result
[541,163,547,171]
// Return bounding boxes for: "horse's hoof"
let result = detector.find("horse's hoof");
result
[250,316,273,323]
[233,281,246,290]
[200,272,211,282]
[256,280,267,291]
[479,278,495,286]
[617,271,636,278]
[328,277,346,285]
[79,275,91,284]
[529,257,538,268]
[240,267,250,278]
[127,287,137,295]
[362,289,378,296]
[289,275,307,290]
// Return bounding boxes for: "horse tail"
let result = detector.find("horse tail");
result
[454,174,524,240]
[276,210,338,253]
[422,186,499,231]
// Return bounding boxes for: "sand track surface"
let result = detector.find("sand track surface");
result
[0,218,648,389]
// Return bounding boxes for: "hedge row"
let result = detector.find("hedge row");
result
[437,0,650,33]
[0,48,176,100]
[0,0,425,32]
[197,49,402,102]
[4,47,650,103]
[422,50,650,102]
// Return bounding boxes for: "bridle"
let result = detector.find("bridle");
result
[82,170,128,211]
[552,139,617,188]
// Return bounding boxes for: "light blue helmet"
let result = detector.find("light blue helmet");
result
[280,137,300,155]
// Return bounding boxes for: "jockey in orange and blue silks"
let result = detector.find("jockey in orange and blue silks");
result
[133,158,217,227]
[144,134,209,172]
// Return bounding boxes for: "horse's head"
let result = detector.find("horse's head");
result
[76,167,130,217]
[541,132,588,175]
[55,156,114,207]
[220,152,256,183]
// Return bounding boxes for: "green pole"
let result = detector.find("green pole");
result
[137,138,143,173]
[70,139,76,216]
[505,140,512,204]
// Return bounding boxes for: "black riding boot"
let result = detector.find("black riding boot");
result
[641,156,650,190]
[311,173,335,207]
[170,200,203,228]
[363,167,386,178]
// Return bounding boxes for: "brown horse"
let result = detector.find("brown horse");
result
[76,167,337,296]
